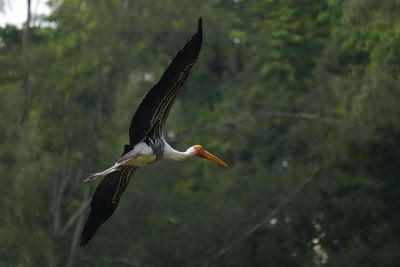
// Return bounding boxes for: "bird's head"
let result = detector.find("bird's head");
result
[188,145,228,167]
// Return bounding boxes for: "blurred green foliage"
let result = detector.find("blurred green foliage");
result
[0,0,399,266]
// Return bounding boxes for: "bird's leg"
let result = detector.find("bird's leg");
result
[84,152,144,182]
[117,153,144,166]
[83,173,106,182]
[83,164,120,182]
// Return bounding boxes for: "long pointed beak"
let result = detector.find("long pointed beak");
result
[197,149,228,167]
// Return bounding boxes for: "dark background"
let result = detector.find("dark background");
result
[1,0,399,266]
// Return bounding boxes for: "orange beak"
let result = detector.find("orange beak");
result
[197,149,228,167]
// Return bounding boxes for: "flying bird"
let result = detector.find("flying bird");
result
[80,17,228,247]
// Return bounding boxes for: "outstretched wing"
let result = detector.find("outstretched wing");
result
[128,17,203,145]
[80,166,137,247]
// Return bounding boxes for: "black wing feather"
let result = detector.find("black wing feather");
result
[129,17,203,145]
[80,167,137,247]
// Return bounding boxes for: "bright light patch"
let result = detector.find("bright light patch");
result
[233,37,241,44]
[269,217,278,225]
[143,72,154,82]
[0,0,51,27]
[281,160,288,168]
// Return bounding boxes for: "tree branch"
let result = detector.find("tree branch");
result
[200,166,320,267]
[59,196,90,235]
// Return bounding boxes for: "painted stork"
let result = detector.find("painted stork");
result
[80,18,228,246]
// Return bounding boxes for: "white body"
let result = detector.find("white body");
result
[84,141,196,182]
[118,142,156,166]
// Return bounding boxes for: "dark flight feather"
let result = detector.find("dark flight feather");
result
[80,167,137,247]
[128,17,203,145]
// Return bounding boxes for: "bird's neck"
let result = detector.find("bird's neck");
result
[163,143,195,161]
